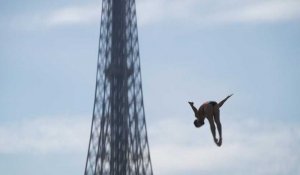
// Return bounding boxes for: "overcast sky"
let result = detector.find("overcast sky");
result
[1,0,300,175]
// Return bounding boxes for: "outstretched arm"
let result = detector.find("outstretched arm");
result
[207,117,218,144]
[188,102,198,117]
[214,110,222,146]
[215,122,222,146]
[215,121,222,146]
[214,109,222,139]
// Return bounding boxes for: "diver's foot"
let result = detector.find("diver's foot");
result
[188,102,194,106]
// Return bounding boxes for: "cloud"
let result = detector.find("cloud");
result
[45,5,100,27]
[13,0,300,29]
[148,117,300,175]
[11,4,100,29]
[0,116,90,154]
[1,115,299,174]
[136,0,198,26]
[138,0,300,27]
[208,0,300,24]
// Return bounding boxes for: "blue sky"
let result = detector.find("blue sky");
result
[1,0,300,174]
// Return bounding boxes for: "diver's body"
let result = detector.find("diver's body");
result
[188,94,233,146]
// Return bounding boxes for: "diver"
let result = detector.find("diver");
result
[188,94,233,146]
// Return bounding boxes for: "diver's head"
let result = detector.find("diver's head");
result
[194,119,204,128]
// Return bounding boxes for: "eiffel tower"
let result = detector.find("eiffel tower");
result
[84,0,153,175]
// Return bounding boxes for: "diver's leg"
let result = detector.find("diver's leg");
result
[218,94,233,108]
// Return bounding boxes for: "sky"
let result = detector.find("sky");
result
[0,0,300,174]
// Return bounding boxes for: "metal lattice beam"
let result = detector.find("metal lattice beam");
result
[84,0,153,174]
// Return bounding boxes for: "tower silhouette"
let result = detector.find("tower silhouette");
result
[84,0,153,175]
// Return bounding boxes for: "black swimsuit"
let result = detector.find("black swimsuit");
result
[208,101,217,106]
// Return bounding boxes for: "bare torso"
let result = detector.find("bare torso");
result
[197,101,219,122]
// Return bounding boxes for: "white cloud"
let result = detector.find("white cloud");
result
[11,4,100,29]
[148,117,300,175]
[208,0,300,24]
[14,0,300,29]
[0,116,90,154]
[137,0,300,26]
[45,5,100,27]
[136,0,198,26]
[0,115,299,174]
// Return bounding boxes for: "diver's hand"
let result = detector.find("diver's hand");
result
[217,138,222,147]
[188,102,194,106]
[214,138,218,144]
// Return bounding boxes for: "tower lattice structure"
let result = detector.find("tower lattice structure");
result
[84,0,153,174]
